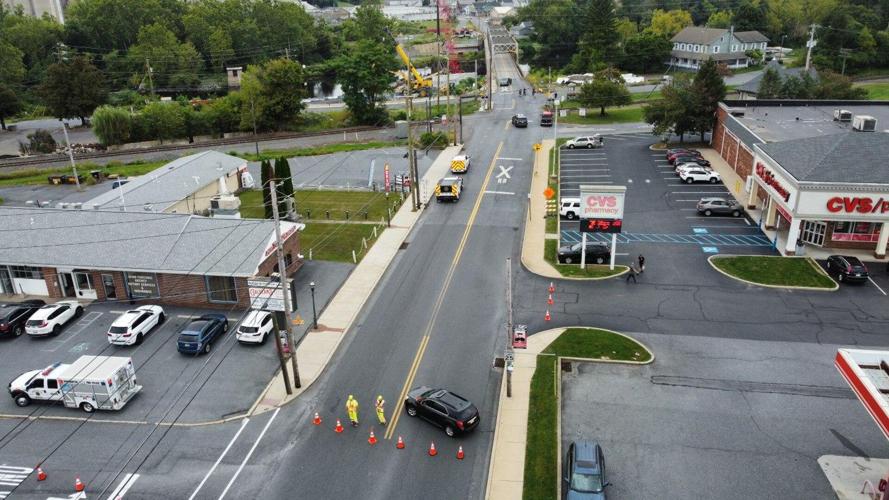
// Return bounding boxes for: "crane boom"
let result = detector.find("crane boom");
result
[385,28,433,91]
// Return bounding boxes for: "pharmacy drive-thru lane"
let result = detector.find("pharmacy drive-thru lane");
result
[64,53,541,499]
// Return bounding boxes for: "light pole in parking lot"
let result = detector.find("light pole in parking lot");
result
[310,281,318,330]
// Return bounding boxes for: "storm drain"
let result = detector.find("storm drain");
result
[651,375,855,399]
[399,241,409,250]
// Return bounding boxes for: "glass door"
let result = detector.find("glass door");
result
[102,274,117,300]
[0,268,12,295]
[801,221,826,246]
[73,271,97,300]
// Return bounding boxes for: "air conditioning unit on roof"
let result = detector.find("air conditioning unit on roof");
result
[852,115,877,132]
[833,109,852,122]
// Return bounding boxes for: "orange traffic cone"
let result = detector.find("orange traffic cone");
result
[548,282,555,293]
[544,310,551,321]
[428,442,437,456]
[457,446,465,460]
[334,419,344,433]
[368,430,377,445]
[74,476,84,492]
[313,412,322,425]
[36,467,46,481]
[547,293,554,305]
[396,436,405,449]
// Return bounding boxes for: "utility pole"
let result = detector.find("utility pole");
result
[406,63,419,211]
[446,57,453,145]
[270,180,301,389]
[839,48,852,75]
[505,257,513,398]
[60,122,82,192]
[486,27,492,111]
[250,98,259,156]
[436,2,441,108]
[805,24,819,71]
[145,59,155,97]
[268,286,292,395]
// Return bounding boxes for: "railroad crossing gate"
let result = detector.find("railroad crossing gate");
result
[835,348,889,440]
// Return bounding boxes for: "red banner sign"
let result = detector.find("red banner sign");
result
[826,196,889,214]
[755,163,791,203]
[384,164,390,193]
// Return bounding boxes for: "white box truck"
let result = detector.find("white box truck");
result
[8,356,141,413]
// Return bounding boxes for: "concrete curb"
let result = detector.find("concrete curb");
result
[707,254,839,292]
[485,327,653,500]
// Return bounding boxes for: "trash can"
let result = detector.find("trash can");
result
[795,239,805,256]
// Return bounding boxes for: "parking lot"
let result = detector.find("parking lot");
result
[557,134,777,275]
[560,332,886,500]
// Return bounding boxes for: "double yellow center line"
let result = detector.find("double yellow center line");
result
[384,141,505,440]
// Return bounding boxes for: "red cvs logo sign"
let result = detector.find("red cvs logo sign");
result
[587,196,617,208]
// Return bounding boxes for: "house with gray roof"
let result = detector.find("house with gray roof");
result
[0,207,303,308]
[85,151,248,214]
[735,60,819,99]
[670,26,768,70]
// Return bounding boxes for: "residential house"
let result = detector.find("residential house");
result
[510,21,534,39]
[670,26,768,70]
[735,60,819,99]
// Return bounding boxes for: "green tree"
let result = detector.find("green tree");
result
[813,71,868,99]
[127,23,202,90]
[520,0,580,68]
[577,68,632,116]
[342,0,392,43]
[205,93,242,135]
[38,56,108,125]
[2,14,63,83]
[208,28,236,71]
[644,79,694,140]
[91,105,132,145]
[690,59,726,141]
[644,9,693,38]
[732,0,767,32]
[623,33,672,73]
[337,40,397,125]
[779,73,817,98]
[615,17,638,42]
[0,84,21,130]
[705,10,733,28]
[139,101,186,143]
[757,67,783,98]
[260,159,274,219]
[239,58,306,132]
[569,0,621,71]
[273,156,293,217]
[63,0,185,51]
[0,40,25,87]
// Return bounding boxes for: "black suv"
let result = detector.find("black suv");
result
[557,241,611,265]
[177,314,229,355]
[512,114,528,128]
[0,300,46,338]
[826,255,869,283]
[404,386,480,437]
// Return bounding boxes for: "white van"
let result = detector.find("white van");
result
[8,356,141,413]
[559,198,581,219]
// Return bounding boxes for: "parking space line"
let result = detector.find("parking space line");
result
[41,312,103,352]
[218,408,279,500]
[189,418,250,500]
[868,277,887,296]
[671,191,730,194]
[107,473,140,500]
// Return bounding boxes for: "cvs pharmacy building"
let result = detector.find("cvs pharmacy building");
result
[745,132,889,257]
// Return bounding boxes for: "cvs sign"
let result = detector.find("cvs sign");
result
[580,185,626,220]
[826,196,889,214]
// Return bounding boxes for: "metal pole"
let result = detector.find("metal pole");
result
[506,257,513,398]
[458,96,463,144]
[270,180,301,388]
[610,233,617,270]
[250,99,259,156]
[406,57,419,212]
[553,100,559,175]
[580,232,587,269]
[60,123,81,191]
[310,282,318,330]
[436,2,441,108]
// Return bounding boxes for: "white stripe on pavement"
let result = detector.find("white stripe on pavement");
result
[484,190,516,195]
[189,418,250,500]
[218,408,280,500]
[869,277,887,296]
[498,157,524,161]
[107,473,140,500]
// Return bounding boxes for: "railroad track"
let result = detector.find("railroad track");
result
[0,125,389,169]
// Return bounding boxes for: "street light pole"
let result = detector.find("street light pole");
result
[310,281,318,330]
[60,122,82,192]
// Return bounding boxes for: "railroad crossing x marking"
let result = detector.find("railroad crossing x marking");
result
[496,165,513,179]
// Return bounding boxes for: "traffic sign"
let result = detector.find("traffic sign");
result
[248,277,293,312]
[543,186,555,200]
[533,143,541,152]
[292,314,305,325]
[505,352,514,362]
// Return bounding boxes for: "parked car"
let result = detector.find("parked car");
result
[667,149,701,161]
[25,301,83,337]
[560,198,581,219]
[403,386,480,437]
[826,255,870,283]
[564,440,610,499]
[236,310,274,345]
[697,197,742,217]
[498,77,512,86]
[107,305,165,346]
[565,135,604,149]
[0,300,45,338]
[511,114,528,128]
[557,241,611,265]
[675,163,713,175]
[620,73,644,85]
[680,169,721,184]
[671,156,710,167]
[177,314,229,355]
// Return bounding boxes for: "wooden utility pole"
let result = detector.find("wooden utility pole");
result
[406,62,419,211]
[505,257,514,398]
[270,180,301,389]
[805,24,819,71]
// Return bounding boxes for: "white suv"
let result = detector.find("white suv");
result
[237,310,274,345]
[565,136,603,149]
[107,305,165,345]
[675,163,713,176]
[559,198,581,219]
[25,301,83,337]
[679,169,721,184]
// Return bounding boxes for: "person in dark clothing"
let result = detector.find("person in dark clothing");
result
[638,254,645,273]
[626,265,638,283]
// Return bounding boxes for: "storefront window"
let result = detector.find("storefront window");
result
[206,275,237,303]
[10,266,44,279]
[832,222,882,242]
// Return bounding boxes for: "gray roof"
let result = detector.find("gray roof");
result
[736,60,818,94]
[671,50,748,61]
[86,151,246,212]
[734,31,769,43]
[723,101,889,143]
[0,208,301,277]
[671,27,726,44]
[757,132,889,184]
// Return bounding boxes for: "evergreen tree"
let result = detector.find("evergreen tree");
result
[273,156,292,217]
[690,59,726,141]
[261,159,273,219]
[757,67,782,98]
[571,0,620,71]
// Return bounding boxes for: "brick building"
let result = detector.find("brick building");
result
[713,100,889,258]
[0,208,303,308]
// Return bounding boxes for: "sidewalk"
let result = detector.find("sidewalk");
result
[818,455,889,499]
[485,328,564,500]
[250,144,464,414]
[520,139,562,278]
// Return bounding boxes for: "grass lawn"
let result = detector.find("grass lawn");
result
[238,189,405,221]
[631,90,662,103]
[524,328,651,500]
[236,140,404,162]
[710,255,835,288]
[558,106,645,125]
[300,222,384,263]
[0,160,168,187]
[856,82,889,100]
[545,146,559,234]
[544,239,627,278]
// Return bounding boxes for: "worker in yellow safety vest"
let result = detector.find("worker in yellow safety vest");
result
[375,395,387,426]
[346,395,359,426]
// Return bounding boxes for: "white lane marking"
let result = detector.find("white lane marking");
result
[868,277,887,296]
[561,174,611,178]
[671,191,729,194]
[42,312,103,352]
[484,190,516,195]
[496,165,513,179]
[498,157,523,161]
[106,473,140,500]
[177,314,194,319]
[744,218,751,226]
[189,418,251,500]
[109,310,128,314]
[674,199,701,202]
[684,216,748,220]
[218,408,279,500]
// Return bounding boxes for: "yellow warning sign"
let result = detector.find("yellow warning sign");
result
[533,143,542,152]
[292,314,305,325]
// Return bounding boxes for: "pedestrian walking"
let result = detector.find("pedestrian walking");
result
[346,394,359,427]
[637,254,646,273]
[626,264,638,283]
[375,395,387,426]
[531,88,536,96]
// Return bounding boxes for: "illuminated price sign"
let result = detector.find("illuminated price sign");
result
[580,218,623,233]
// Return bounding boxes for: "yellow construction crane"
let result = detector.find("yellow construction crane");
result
[386,28,433,94]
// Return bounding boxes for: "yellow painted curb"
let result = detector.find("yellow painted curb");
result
[707,254,838,291]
